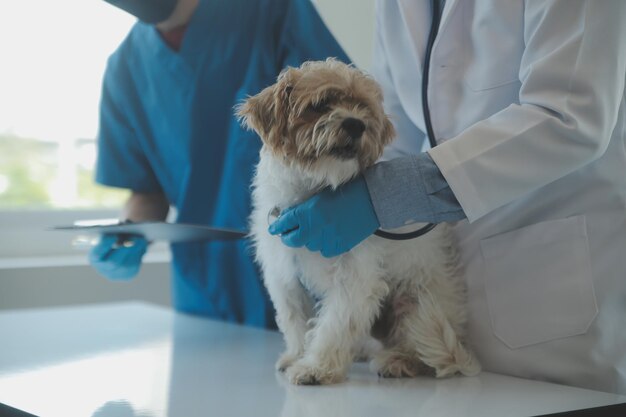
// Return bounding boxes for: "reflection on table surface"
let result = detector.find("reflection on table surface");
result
[0,302,624,417]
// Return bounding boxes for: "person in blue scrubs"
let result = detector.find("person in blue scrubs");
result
[90,0,349,328]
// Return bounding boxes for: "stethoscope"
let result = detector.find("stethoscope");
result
[270,0,443,241]
[372,0,443,240]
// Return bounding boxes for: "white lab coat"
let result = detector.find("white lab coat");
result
[373,0,626,394]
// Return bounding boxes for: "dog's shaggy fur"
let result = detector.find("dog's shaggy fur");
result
[238,59,480,385]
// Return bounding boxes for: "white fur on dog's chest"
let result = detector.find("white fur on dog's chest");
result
[295,228,452,297]
[252,148,453,296]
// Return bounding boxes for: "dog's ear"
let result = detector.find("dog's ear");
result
[236,67,299,151]
[236,84,276,138]
[381,115,396,147]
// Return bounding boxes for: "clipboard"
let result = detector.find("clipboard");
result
[52,219,248,243]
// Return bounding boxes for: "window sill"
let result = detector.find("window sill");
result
[0,251,171,270]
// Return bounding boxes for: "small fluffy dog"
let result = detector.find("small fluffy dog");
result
[238,59,480,385]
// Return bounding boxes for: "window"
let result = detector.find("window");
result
[0,1,143,263]
[0,0,135,210]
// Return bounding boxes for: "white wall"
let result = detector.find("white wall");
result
[0,210,172,310]
[315,0,376,70]
[0,264,171,310]
[0,1,377,311]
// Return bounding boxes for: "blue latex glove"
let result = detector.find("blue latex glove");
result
[268,176,380,258]
[89,234,148,280]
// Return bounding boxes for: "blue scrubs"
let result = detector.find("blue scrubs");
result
[96,0,349,328]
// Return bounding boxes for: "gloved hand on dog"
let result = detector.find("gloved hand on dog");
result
[89,234,148,280]
[269,175,380,258]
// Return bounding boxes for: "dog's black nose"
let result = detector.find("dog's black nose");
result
[341,118,366,139]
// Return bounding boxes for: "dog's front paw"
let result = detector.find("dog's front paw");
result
[276,352,301,373]
[371,351,428,378]
[285,360,345,385]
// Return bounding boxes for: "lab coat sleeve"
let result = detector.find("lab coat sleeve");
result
[277,0,350,68]
[371,1,428,161]
[95,59,162,193]
[428,0,626,222]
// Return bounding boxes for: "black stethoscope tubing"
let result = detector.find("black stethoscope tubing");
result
[374,0,442,241]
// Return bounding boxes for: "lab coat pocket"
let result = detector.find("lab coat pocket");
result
[480,216,597,349]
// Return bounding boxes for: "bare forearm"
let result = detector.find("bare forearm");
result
[122,192,169,222]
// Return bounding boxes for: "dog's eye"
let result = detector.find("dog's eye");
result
[309,100,331,113]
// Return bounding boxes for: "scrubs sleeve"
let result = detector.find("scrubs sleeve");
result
[95,65,162,193]
[277,0,351,68]
[371,1,428,162]
[429,0,626,222]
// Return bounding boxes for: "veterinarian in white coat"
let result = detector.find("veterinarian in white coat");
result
[271,0,626,394]
[373,0,626,394]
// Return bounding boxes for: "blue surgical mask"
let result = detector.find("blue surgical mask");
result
[103,0,178,23]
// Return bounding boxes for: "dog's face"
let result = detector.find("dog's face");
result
[238,59,395,186]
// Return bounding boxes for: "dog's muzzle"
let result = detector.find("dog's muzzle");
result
[342,118,366,139]
[331,117,366,159]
